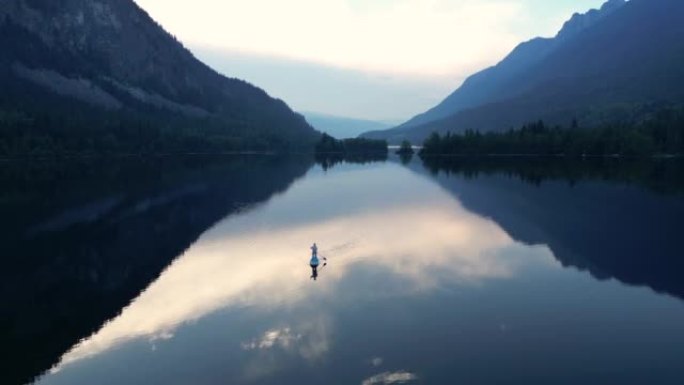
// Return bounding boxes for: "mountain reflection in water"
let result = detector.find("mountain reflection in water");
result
[418,157,684,300]
[47,163,553,375]
[4,155,684,385]
[0,155,312,385]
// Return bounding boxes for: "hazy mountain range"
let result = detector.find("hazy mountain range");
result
[301,112,392,139]
[3,0,683,151]
[0,0,319,153]
[364,0,684,143]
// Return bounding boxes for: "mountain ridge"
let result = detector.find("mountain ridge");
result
[0,0,319,153]
[363,0,684,144]
[393,0,627,132]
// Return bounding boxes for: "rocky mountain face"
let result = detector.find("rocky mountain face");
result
[364,0,684,143]
[0,0,319,152]
[556,0,625,40]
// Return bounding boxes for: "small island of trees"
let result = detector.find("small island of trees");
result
[314,133,389,170]
[396,140,415,155]
[315,133,388,154]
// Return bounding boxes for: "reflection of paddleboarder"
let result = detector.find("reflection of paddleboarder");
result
[310,243,327,280]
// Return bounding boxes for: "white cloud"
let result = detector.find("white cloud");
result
[134,0,523,76]
[237,318,332,379]
[192,47,457,121]
[131,0,607,120]
[362,371,419,385]
[45,165,556,375]
[241,327,302,351]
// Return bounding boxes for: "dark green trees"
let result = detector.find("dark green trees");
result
[420,108,684,157]
[396,140,415,155]
[314,133,388,154]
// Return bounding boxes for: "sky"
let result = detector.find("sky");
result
[134,0,606,121]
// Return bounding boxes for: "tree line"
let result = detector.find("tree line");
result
[0,61,318,157]
[420,107,684,157]
[314,133,388,154]
[0,108,308,157]
[421,156,684,195]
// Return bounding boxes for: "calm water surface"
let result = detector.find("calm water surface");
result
[4,155,684,385]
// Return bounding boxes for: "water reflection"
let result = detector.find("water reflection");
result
[310,258,327,281]
[314,152,388,171]
[309,243,326,280]
[39,162,555,383]
[0,155,312,385]
[361,371,419,385]
[12,156,684,385]
[420,156,684,194]
[416,157,684,300]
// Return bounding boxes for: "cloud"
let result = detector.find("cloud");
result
[46,164,555,374]
[132,0,607,120]
[240,319,331,362]
[134,0,523,76]
[241,327,302,351]
[362,371,419,385]
[192,47,456,121]
[371,357,384,367]
[239,318,332,380]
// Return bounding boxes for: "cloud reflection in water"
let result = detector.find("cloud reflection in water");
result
[48,164,556,375]
[362,371,419,385]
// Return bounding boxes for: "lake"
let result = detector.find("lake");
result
[3,154,684,385]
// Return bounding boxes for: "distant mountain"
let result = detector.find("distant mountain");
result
[302,112,392,139]
[364,0,684,143]
[0,0,319,154]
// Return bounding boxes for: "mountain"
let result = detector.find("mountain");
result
[0,0,319,154]
[364,0,684,143]
[302,112,392,139]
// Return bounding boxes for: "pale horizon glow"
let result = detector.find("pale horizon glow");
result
[137,0,525,76]
[132,0,606,120]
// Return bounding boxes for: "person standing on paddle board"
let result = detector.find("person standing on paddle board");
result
[310,243,324,280]
[310,243,319,272]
